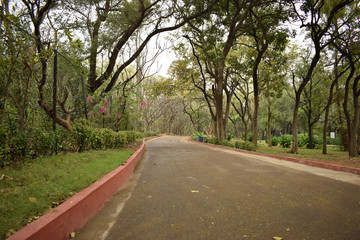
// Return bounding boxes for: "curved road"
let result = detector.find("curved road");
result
[76,136,360,240]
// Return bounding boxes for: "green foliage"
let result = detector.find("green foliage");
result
[221,140,235,148]
[298,134,322,149]
[201,137,256,152]
[71,119,92,152]
[206,137,221,145]
[271,137,279,146]
[1,116,153,168]
[71,119,138,152]
[298,134,308,148]
[0,122,65,167]
[226,133,234,141]
[279,135,292,148]
[247,133,253,142]
[235,140,257,151]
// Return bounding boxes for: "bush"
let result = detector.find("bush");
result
[114,132,127,148]
[226,133,234,141]
[311,135,322,149]
[71,119,92,152]
[221,140,235,148]
[279,135,292,148]
[271,137,279,146]
[298,134,308,148]
[125,131,136,144]
[247,133,253,142]
[207,137,221,145]
[298,134,322,149]
[235,140,256,151]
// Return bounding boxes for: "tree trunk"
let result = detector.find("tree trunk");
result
[290,94,301,153]
[348,102,360,157]
[322,106,330,154]
[252,92,259,146]
[267,94,271,147]
[243,120,248,142]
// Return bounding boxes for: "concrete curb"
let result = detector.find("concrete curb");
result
[8,136,159,240]
[189,139,360,175]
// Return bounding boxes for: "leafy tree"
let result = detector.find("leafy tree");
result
[62,0,219,94]
[180,0,257,140]
[300,62,329,149]
[289,0,352,154]
[244,1,290,146]
[331,3,360,156]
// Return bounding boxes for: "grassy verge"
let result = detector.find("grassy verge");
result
[256,141,360,169]
[0,148,134,239]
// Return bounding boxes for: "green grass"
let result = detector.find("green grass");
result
[0,149,134,239]
[256,140,360,169]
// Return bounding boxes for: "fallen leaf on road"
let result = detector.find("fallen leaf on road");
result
[273,237,283,240]
[286,228,290,231]
[191,190,199,193]
[70,232,76,238]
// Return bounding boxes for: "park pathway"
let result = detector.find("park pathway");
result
[75,136,360,240]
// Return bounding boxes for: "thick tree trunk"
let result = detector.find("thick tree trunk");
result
[348,104,360,157]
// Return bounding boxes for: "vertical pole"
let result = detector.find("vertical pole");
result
[80,75,88,119]
[53,50,58,131]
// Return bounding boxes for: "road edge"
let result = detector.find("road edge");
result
[7,136,159,240]
[188,139,360,175]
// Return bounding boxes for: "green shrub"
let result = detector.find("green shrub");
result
[279,135,292,148]
[298,134,322,149]
[298,134,308,147]
[125,131,136,144]
[114,132,127,148]
[101,128,115,149]
[271,137,279,146]
[247,133,253,142]
[207,137,221,145]
[89,129,104,150]
[71,119,92,152]
[311,135,322,149]
[235,140,256,151]
[226,133,234,141]
[221,140,235,148]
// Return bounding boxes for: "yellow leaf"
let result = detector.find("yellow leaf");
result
[70,232,76,238]
[29,197,37,203]
[191,190,199,193]
[273,237,283,240]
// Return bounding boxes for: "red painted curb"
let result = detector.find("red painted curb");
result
[189,139,360,175]
[8,136,159,240]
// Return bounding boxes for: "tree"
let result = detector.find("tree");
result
[245,1,289,146]
[300,62,329,149]
[332,6,360,156]
[62,0,220,94]
[289,0,352,153]
[180,0,256,140]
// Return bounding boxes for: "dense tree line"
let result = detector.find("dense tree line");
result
[0,0,359,165]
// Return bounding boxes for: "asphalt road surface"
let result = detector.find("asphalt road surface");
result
[75,136,360,240]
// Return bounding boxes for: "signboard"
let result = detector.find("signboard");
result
[330,132,335,139]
